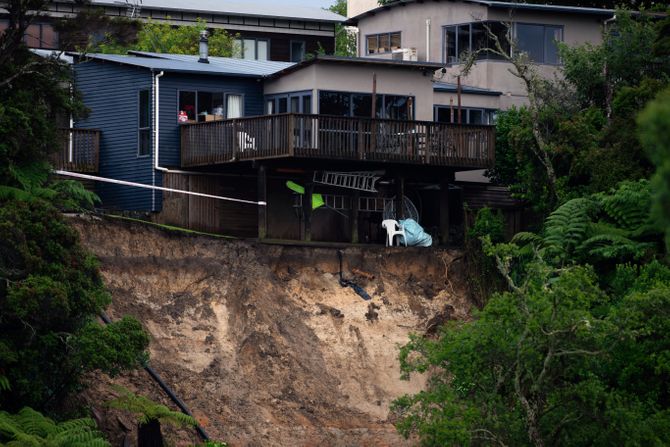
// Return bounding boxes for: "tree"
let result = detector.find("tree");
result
[482,10,668,211]
[328,0,357,57]
[97,19,236,57]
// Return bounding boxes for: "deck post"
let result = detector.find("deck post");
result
[439,172,455,246]
[257,165,267,239]
[351,191,360,243]
[302,179,313,242]
[395,176,405,220]
[288,114,295,156]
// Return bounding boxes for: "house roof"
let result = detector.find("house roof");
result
[90,0,345,23]
[71,53,294,77]
[266,55,447,79]
[345,0,615,24]
[433,81,502,96]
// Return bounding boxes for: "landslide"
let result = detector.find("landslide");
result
[70,216,471,446]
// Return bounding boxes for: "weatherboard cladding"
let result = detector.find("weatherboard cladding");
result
[74,60,155,211]
[158,72,264,167]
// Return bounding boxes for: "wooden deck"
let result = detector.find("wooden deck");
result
[53,128,100,173]
[181,113,495,169]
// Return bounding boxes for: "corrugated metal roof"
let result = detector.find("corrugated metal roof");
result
[433,81,502,96]
[346,0,614,24]
[74,53,294,77]
[267,54,447,79]
[91,0,345,23]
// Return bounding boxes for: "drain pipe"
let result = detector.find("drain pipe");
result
[425,18,431,61]
[99,312,210,442]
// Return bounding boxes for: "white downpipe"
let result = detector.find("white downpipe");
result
[55,170,267,206]
[425,19,431,62]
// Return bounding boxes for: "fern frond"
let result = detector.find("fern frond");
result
[512,231,544,246]
[579,234,654,261]
[597,180,651,231]
[107,386,196,429]
[543,198,595,261]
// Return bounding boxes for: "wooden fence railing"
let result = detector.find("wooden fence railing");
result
[181,114,494,169]
[53,128,100,173]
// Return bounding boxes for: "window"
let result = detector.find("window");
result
[138,90,151,156]
[516,23,562,64]
[233,37,269,60]
[21,23,58,49]
[319,91,414,119]
[434,105,497,125]
[444,21,510,64]
[266,92,312,114]
[366,32,401,54]
[290,40,306,62]
[226,94,243,118]
[178,90,226,123]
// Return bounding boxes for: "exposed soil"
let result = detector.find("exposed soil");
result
[70,215,471,446]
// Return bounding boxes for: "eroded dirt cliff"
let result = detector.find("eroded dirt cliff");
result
[71,216,471,446]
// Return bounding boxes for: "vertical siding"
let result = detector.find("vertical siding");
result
[74,60,154,211]
[158,73,264,168]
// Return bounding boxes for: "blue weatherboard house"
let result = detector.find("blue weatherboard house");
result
[64,46,496,244]
[72,51,292,212]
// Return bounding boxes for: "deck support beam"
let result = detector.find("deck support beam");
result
[257,165,267,239]
[439,172,455,246]
[350,191,360,243]
[302,179,313,242]
[395,176,405,220]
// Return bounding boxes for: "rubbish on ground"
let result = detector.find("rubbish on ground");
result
[399,218,432,247]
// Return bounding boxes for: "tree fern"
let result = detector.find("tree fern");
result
[543,197,595,262]
[0,407,109,447]
[597,180,651,231]
[106,386,197,428]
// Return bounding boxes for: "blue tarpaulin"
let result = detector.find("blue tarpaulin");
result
[399,219,433,247]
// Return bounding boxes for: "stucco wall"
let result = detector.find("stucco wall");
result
[353,1,608,109]
[433,90,501,110]
[265,63,436,121]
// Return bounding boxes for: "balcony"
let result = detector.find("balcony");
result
[53,128,100,173]
[180,114,495,169]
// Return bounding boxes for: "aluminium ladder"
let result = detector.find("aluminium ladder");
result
[312,171,381,193]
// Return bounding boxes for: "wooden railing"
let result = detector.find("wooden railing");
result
[181,114,495,169]
[53,128,100,173]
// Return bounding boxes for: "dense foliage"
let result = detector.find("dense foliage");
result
[0,199,149,411]
[395,10,670,446]
[97,18,236,57]
[488,12,669,213]
[328,0,357,57]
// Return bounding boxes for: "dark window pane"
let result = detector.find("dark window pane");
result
[278,97,288,113]
[487,21,510,60]
[139,90,150,128]
[179,91,196,122]
[290,96,300,113]
[291,41,305,62]
[367,35,378,54]
[197,91,213,122]
[436,107,453,123]
[390,32,401,51]
[379,33,390,53]
[517,23,544,62]
[469,109,484,124]
[471,22,487,57]
[41,24,57,48]
[212,92,224,117]
[302,95,311,114]
[352,93,372,118]
[457,24,470,59]
[319,91,350,116]
[139,129,150,156]
[384,95,410,120]
[544,26,562,64]
[445,26,456,64]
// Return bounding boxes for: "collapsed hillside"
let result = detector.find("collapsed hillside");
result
[70,216,472,446]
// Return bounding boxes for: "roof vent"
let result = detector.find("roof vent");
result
[199,30,209,63]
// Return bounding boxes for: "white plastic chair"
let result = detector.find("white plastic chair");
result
[382,219,406,247]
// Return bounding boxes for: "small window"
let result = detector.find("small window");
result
[366,32,401,54]
[290,40,305,62]
[178,91,196,122]
[138,90,151,156]
[226,94,243,118]
[516,23,562,64]
[234,37,269,60]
